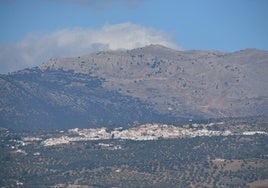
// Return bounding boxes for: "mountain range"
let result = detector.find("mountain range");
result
[0,45,267,130]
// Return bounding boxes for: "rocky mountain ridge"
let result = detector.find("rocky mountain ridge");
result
[1,45,267,129]
[40,45,268,117]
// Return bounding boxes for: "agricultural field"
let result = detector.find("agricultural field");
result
[0,116,267,187]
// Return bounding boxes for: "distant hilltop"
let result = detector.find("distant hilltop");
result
[1,45,268,129]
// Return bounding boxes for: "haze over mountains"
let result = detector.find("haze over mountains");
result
[0,45,267,130]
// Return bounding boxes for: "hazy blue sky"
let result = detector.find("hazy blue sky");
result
[0,0,267,73]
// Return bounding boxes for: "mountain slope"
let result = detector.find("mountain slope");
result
[40,45,268,118]
[1,45,267,129]
[0,68,173,130]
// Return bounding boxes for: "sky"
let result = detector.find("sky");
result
[0,0,268,74]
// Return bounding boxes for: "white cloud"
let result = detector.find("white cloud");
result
[0,22,179,74]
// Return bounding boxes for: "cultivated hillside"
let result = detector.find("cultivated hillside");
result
[1,45,267,129]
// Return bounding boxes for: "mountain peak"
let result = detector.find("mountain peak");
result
[144,44,173,49]
[134,44,178,52]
